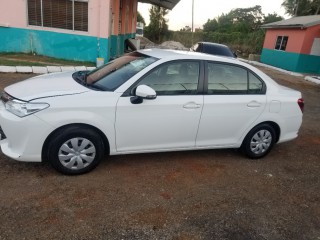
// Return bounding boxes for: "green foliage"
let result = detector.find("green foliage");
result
[263,13,284,24]
[165,30,265,55]
[137,11,146,25]
[282,0,320,16]
[144,5,169,43]
[155,5,284,55]
[163,31,203,47]
[203,18,219,32]
[193,5,284,55]
[229,5,264,31]
[203,6,265,33]
[180,26,192,32]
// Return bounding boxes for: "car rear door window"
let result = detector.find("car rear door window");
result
[207,62,265,94]
[249,72,264,94]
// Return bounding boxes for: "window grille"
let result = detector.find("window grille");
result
[28,0,88,32]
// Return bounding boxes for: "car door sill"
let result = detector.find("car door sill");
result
[113,145,238,155]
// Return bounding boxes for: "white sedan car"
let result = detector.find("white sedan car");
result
[0,49,303,175]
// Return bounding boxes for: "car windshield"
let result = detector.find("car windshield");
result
[86,52,158,91]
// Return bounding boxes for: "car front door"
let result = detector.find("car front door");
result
[116,60,204,152]
[196,61,267,147]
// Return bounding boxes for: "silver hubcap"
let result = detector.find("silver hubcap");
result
[58,138,96,170]
[250,130,272,155]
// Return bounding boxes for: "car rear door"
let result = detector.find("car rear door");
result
[196,61,267,147]
[116,60,204,152]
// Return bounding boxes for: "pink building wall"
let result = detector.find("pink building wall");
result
[0,0,111,38]
[302,25,320,54]
[263,28,306,54]
[0,0,138,62]
[263,25,320,55]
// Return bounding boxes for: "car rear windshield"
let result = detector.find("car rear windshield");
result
[86,52,158,91]
[203,44,234,57]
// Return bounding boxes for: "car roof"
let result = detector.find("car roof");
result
[138,48,235,62]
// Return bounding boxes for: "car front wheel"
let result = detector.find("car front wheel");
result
[241,124,276,159]
[48,126,104,175]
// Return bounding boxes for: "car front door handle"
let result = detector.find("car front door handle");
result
[247,101,261,108]
[183,102,201,109]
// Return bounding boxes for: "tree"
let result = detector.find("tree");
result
[180,26,192,32]
[144,5,169,42]
[228,5,264,31]
[282,0,320,16]
[137,11,146,25]
[309,0,320,14]
[263,13,284,24]
[203,19,219,32]
[203,6,266,33]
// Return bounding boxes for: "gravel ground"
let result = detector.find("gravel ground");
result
[0,69,319,240]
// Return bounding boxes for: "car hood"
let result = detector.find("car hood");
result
[4,72,89,101]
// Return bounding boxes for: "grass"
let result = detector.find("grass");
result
[0,53,95,67]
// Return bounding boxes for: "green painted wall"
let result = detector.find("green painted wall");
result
[110,35,118,59]
[110,33,136,59]
[261,48,320,74]
[0,27,108,62]
[296,54,320,74]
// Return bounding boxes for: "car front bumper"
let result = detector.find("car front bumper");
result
[0,104,54,162]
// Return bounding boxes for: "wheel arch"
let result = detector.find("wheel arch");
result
[41,123,110,162]
[243,121,281,145]
[262,121,280,143]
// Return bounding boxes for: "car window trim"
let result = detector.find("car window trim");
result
[204,60,266,95]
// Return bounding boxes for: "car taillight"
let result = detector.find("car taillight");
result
[298,98,304,113]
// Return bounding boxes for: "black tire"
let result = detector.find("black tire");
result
[241,123,276,159]
[48,126,104,175]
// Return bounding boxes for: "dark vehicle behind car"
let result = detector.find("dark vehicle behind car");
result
[191,42,237,58]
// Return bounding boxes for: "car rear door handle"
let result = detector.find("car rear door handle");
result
[183,102,201,109]
[247,101,261,108]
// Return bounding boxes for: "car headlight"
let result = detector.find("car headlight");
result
[2,93,49,117]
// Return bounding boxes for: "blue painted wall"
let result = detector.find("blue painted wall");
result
[0,27,108,62]
[261,48,320,74]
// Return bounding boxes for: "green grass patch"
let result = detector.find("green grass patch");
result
[0,53,95,67]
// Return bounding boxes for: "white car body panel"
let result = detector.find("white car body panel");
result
[196,95,267,147]
[5,72,88,101]
[0,49,303,163]
[116,95,203,152]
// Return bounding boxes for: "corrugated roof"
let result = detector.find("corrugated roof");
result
[138,0,180,10]
[261,15,320,29]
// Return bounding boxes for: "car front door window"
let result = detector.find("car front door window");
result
[135,61,200,95]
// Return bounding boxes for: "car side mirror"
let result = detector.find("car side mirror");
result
[233,52,238,58]
[130,85,157,104]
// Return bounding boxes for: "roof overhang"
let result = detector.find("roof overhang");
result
[261,25,307,29]
[138,0,181,10]
[261,15,320,29]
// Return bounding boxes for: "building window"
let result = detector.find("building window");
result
[27,0,88,32]
[275,36,288,51]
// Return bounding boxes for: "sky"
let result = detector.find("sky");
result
[138,0,289,31]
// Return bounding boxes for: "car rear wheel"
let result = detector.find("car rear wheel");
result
[241,124,276,159]
[48,126,104,175]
